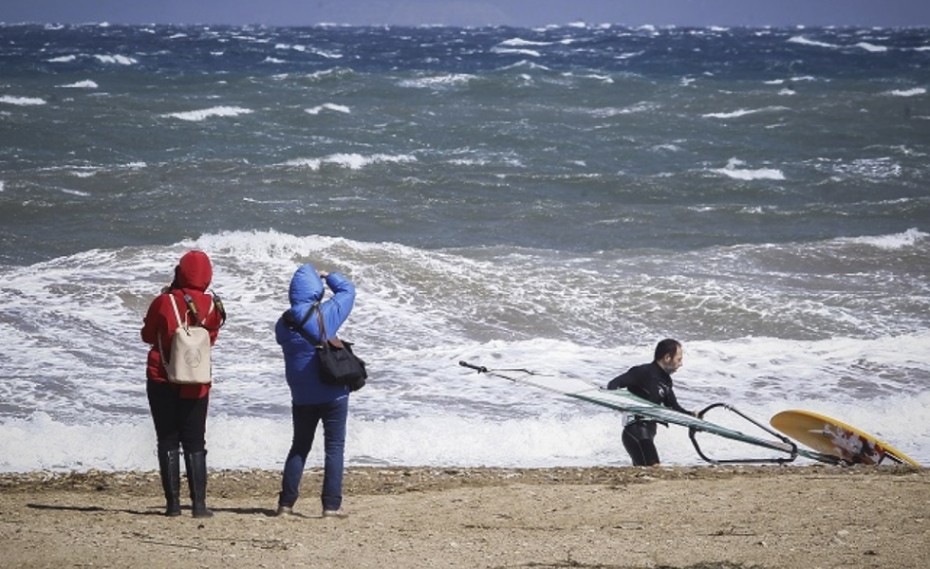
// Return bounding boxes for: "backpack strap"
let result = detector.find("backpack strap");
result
[182,293,213,326]
[171,289,226,331]
[169,294,189,330]
[210,291,227,329]
[158,294,188,368]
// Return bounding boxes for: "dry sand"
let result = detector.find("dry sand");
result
[1,465,928,569]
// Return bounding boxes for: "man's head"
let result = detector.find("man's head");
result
[654,338,683,374]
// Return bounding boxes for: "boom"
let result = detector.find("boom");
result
[459,361,839,465]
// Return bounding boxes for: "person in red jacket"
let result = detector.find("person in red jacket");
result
[141,250,225,518]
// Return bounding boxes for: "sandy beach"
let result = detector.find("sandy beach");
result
[1,465,927,569]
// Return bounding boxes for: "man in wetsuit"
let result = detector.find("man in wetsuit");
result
[607,339,693,466]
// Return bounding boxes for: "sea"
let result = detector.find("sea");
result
[1,22,929,473]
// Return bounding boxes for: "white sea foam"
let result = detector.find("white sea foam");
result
[282,153,416,171]
[48,55,77,63]
[714,167,784,180]
[500,38,552,47]
[711,158,785,180]
[305,102,351,115]
[767,76,818,86]
[93,54,138,65]
[1,231,928,471]
[887,87,926,97]
[58,80,98,89]
[311,49,342,59]
[305,69,346,81]
[274,43,341,59]
[787,36,839,49]
[2,342,928,472]
[491,47,542,57]
[616,50,645,60]
[448,158,489,166]
[0,409,628,472]
[572,73,613,83]
[398,74,475,89]
[702,106,788,119]
[833,157,901,179]
[841,228,926,250]
[856,42,888,53]
[0,95,46,106]
[590,102,656,117]
[500,60,551,72]
[162,106,254,121]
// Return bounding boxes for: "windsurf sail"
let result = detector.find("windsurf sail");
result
[459,361,839,465]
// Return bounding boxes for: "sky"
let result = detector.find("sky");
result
[2,0,929,28]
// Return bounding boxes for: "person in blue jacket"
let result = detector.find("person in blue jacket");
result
[275,263,356,518]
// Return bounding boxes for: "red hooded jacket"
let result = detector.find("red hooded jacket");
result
[141,251,223,399]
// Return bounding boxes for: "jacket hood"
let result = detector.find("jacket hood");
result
[174,250,212,292]
[288,263,324,306]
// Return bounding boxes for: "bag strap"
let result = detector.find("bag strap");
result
[210,290,227,329]
[168,294,189,331]
[315,304,328,341]
[180,292,222,330]
[314,304,345,348]
[284,303,322,347]
[158,293,189,367]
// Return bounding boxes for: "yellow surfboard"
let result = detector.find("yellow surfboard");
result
[770,409,920,467]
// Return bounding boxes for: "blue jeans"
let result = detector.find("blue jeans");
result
[279,396,348,511]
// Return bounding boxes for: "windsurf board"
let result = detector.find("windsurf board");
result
[770,409,920,467]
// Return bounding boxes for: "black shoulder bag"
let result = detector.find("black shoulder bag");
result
[282,304,367,392]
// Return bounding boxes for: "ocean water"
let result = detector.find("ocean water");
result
[1,23,929,472]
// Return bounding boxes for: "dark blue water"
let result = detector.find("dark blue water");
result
[1,24,929,266]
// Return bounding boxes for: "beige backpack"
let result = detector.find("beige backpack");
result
[158,294,214,384]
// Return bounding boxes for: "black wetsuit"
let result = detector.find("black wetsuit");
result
[607,362,690,466]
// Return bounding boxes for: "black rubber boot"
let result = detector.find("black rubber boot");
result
[184,450,214,518]
[157,448,182,517]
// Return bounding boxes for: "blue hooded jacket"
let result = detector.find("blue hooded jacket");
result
[275,264,356,405]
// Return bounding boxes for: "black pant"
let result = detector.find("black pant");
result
[622,421,660,466]
[147,381,209,455]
